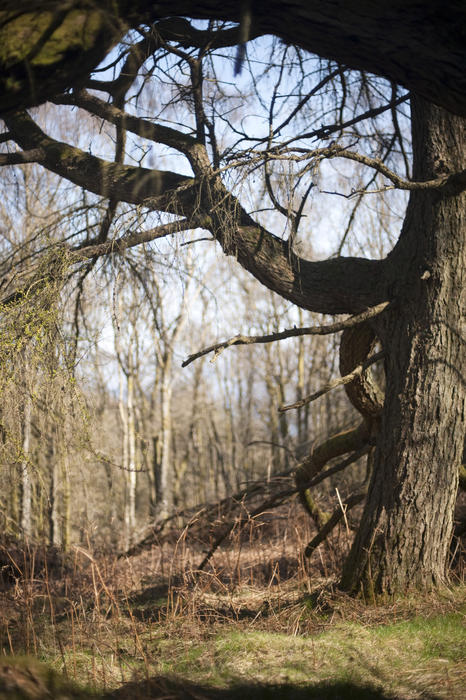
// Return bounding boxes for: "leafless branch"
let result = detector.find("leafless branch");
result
[125,444,369,559]
[53,89,197,156]
[182,301,389,367]
[279,350,384,412]
[70,217,201,261]
[256,145,466,194]
[197,448,369,571]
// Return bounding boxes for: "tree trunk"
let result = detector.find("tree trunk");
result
[154,362,173,519]
[49,435,61,548]
[126,371,137,541]
[61,449,71,552]
[341,99,466,594]
[118,363,131,549]
[20,391,32,538]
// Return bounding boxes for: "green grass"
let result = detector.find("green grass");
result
[1,550,465,700]
[5,604,463,698]
[146,613,465,697]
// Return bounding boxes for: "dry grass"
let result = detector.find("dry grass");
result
[0,501,465,699]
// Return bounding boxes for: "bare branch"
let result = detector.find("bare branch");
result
[125,443,368,559]
[295,92,410,143]
[2,110,197,212]
[70,217,202,261]
[3,113,385,317]
[280,350,384,412]
[197,450,369,571]
[182,301,389,367]
[255,145,466,195]
[53,89,197,156]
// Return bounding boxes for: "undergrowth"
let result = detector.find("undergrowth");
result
[0,503,465,699]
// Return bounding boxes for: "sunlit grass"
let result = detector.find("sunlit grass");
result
[4,592,463,698]
[1,525,464,699]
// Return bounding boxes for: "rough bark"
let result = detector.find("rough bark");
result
[341,100,466,594]
[1,2,465,117]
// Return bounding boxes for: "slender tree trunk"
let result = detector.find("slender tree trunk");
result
[154,361,173,519]
[297,308,306,449]
[341,99,466,594]
[118,364,130,548]
[126,371,137,538]
[61,449,71,551]
[49,436,61,548]
[20,391,32,538]
[264,343,281,473]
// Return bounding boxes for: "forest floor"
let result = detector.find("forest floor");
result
[0,503,465,699]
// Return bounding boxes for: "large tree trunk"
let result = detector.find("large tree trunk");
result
[341,99,466,594]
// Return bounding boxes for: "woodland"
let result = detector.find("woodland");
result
[0,2,465,699]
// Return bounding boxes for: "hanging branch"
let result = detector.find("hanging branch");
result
[182,301,389,367]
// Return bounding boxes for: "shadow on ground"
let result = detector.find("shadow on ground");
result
[0,663,442,700]
[107,676,421,700]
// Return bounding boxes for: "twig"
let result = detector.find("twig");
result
[335,487,350,535]
[279,350,384,412]
[182,301,389,367]
[71,217,201,260]
[247,144,466,195]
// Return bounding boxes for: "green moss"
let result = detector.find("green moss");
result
[0,9,104,67]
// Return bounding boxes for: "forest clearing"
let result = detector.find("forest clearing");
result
[1,2,466,698]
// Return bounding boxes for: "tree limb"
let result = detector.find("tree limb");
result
[280,350,384,412]
[2,112,387,316]
[182,301,389,366]
[70,217,203,260]
[254,146,466,195]
[2,110,198,212]
[53,89,198,156]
